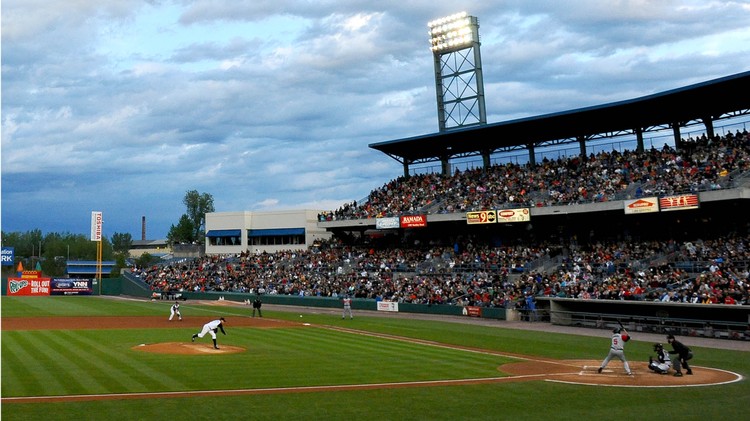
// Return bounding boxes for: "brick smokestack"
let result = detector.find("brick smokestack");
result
[142,216,146,240]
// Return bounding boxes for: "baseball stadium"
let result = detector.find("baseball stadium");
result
[3,13,750,421]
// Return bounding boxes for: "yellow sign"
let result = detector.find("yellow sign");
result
[466,210,497,224]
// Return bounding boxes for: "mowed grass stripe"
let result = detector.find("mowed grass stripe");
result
[40,329,141,395]
[2,331,89,397]
[1,332,52,397]
[300,327,515,378]
[33,329,171,395]
[3,329,197,397]
[56,329,191,393]
[234,327,510,385]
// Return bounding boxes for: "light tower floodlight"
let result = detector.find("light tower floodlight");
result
[428,12,486,132]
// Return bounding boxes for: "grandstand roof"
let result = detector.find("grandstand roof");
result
[66,260,117,276]
[131,239,168,248]
[369,70,750,165]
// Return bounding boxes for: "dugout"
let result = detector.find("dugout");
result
[541,297,750,340]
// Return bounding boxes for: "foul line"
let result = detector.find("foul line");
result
[1,374,553,403]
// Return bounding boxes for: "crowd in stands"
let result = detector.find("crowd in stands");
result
[132,130,750,309]
[132,235,750,309]
[319,129,750,221]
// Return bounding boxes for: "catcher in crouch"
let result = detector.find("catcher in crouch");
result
[647,343,672,375]
[192,317,226,349]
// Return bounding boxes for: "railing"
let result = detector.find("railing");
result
[668,258,750,275]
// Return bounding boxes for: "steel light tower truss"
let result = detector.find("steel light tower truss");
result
[428,12,486,132]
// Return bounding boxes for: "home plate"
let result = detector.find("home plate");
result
[581,365,599,375]
[303,323,311,326]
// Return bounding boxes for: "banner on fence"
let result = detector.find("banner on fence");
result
[462,306,483,317]
[50,278,93,295]
[377,301,399,312]
[7,277,51,296]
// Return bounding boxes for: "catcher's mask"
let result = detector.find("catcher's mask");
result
[654,343,663,351]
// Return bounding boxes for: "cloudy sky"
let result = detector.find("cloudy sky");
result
[2,1,750,240]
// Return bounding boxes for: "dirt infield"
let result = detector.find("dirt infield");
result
[499,359,738,387]
[1,312,741,403]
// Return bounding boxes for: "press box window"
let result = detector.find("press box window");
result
[206,230,242,246]
[248,228,305,246]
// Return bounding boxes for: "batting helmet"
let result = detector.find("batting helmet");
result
[613,328,621,334]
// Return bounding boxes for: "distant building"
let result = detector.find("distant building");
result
[204,209,332,255]
[129,239,170,258]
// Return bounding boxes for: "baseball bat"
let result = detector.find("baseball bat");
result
[617,319,625,330]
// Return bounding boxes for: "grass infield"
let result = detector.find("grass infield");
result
[1,296,748,421]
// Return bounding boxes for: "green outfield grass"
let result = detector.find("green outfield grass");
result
[2,296,749,421]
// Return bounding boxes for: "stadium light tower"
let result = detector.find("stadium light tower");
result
[428,12,486,132]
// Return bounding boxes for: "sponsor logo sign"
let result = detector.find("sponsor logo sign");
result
[376,301,399,312]
[400,214,427,228]
[624,197,659,214]
[466,210,497,224]
[376,217,400,229]
[497,208,531,223]
[91,211,103,241]
[7,278,51,296]
[463,306,483,317]
[1,247,14,266]
[659,194,699,211]
[51,278,93,295]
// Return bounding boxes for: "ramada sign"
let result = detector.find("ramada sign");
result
[400,214,427,228]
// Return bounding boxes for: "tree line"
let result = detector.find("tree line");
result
[1,190,215,277]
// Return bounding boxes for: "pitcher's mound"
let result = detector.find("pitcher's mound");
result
[133,342,245,355]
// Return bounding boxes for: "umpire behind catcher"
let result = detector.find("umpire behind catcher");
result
[666,334,693,376]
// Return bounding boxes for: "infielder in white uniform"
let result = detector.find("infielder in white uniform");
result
[598,327,633,375]
[169,301,182,321]
[342,296,353,319]
[191,317,226,349]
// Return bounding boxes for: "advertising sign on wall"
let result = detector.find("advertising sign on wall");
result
[50,278,93,295]
[376,217,400,229]
[1,247,14,266]
[377,301,399,312]
[400,214,427,228]
[466,210,497,224]
[624,197,659,214]
[497,208,531,223]
[463,306,482,317]
[659,194,700,211]
[7,278,51,296]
